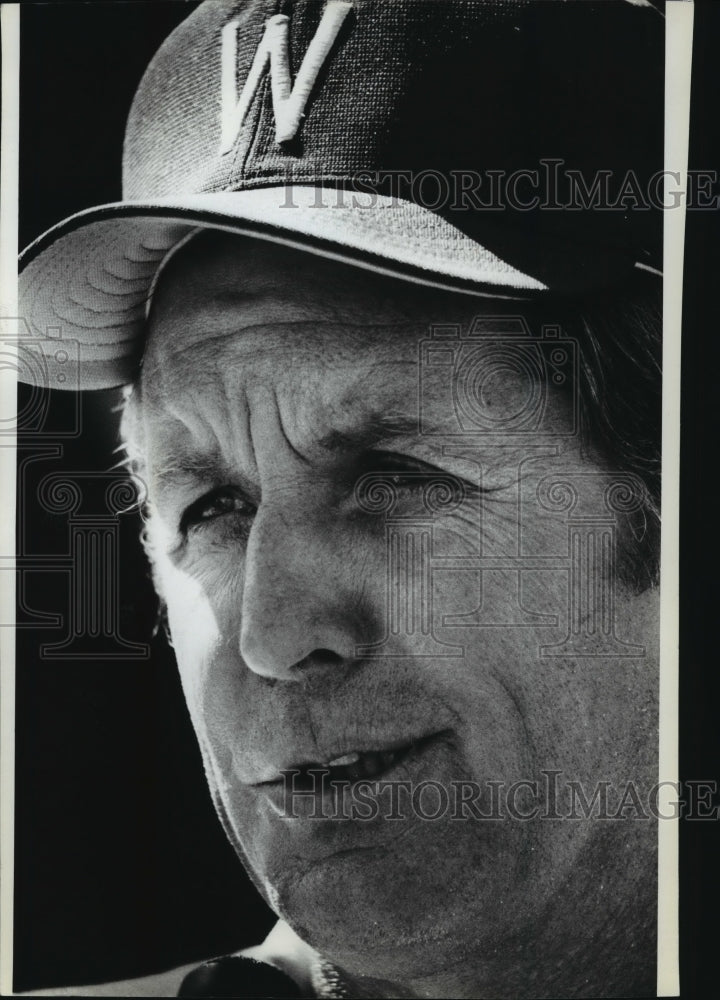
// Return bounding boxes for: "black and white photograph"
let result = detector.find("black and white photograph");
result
[2,0,713,996]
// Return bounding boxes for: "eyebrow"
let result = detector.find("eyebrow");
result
[150,412,440,492]
[151,454,228,490]
[317,412,435,452]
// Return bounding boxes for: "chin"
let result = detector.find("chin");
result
[265,833,520,980]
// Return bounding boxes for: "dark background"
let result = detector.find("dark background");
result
[11,0,720,995]
[14,3,274,994]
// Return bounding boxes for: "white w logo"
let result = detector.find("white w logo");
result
[220,0,353,153]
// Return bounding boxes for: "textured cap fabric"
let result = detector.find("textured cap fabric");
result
[19,0,664,390]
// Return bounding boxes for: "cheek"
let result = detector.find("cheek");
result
[154,543,245,751]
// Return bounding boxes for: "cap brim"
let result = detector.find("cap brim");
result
[19,186,554,391]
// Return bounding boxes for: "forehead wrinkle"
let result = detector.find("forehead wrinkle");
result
[141,373,233,500]
[143,314,435,383]
[145,403,223,478]
[236,336,421,456]
[140,311,450,480]
[141,325,267,386]
[227,374,258,479]
[184,381,260,493]
[316,352,435,452]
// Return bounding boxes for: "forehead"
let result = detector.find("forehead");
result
[136,231,561,457]
[142,231,507,383]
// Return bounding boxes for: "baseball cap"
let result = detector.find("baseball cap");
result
[18,0,664,391]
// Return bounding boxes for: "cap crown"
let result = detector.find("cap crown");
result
[123,0,664,281]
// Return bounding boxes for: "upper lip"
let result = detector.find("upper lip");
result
[250,732,444,786]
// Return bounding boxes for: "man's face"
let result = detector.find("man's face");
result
[130,232,658,988]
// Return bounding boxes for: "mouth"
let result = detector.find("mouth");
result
[255,732,448,791]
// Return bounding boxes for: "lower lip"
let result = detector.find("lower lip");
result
[257,731,453,820]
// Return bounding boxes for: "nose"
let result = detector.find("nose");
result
[239,502,373,681]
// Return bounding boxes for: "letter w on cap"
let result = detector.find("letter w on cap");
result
[220,0,353,152]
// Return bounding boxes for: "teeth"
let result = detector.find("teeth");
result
[319,748,405,780]
[326,751,361,768]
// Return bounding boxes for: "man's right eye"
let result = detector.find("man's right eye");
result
[180,487,257,532]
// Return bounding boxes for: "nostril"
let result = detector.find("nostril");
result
[295,648,344,671]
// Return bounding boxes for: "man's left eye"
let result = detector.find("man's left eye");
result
[361,451,456,485]
[363,452,431,476]
[180,487,256,532]
[353,451,483,510]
